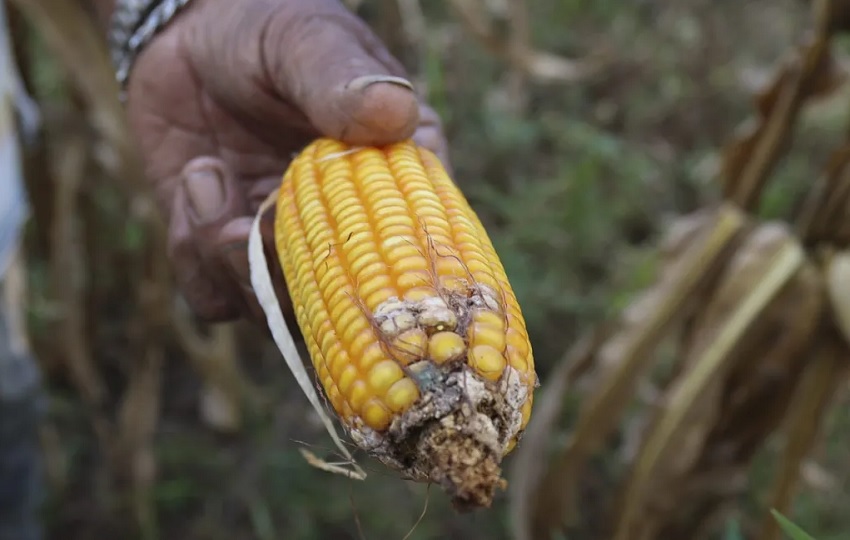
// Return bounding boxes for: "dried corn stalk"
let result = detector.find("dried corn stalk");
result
[513,214,846,540]
[510,1,850,539]
[516,204,749,539]
[614,223,823,540]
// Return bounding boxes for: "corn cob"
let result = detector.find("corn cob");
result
[274,138,537,509]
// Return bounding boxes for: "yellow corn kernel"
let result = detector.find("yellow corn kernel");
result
[386,378,421,413]
[428,331,467,364]
[367,360,405,395]
[362,398,391,431]
[274,138,535,438]
[469,309,507,352]
[469,344,507,381]
[472,309,505,329]
[392,328,428,365]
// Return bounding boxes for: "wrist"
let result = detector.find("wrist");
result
[107,0,195,98]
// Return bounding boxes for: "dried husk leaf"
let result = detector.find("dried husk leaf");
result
[519,204,748,540]
[248,189,366,480]
[614,223,824,540]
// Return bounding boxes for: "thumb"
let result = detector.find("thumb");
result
[262,0,420,145]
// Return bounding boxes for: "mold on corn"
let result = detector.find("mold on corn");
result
[274,138,537,509]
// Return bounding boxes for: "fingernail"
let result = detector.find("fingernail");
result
[346,74,414,92]
[185,167,226,224]
[341,76,420,143]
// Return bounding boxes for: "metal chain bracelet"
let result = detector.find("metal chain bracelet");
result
[108,0,194,100]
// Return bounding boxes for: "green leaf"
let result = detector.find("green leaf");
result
[772,509,817,540]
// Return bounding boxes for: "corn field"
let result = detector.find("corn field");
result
[6,0,850,539]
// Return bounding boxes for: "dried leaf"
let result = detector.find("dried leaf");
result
[754,47,845,118]
[613,223,821,540]
[719,33,841,210]
[521,204,748,539]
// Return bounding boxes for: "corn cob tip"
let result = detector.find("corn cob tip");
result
[350,363,528,510]
[416,408,508,511]
[345,287,531,509]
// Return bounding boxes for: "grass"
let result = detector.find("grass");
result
[772,510,818,540]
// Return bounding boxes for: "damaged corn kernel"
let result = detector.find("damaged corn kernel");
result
[274,138,537,509]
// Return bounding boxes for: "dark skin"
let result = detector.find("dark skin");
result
[89,0,450,323]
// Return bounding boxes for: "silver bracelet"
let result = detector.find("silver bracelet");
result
[108,0,194,99]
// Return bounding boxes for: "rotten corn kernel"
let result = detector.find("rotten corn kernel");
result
[274,137,536,507]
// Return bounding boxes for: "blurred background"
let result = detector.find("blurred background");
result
[6,0,850,538]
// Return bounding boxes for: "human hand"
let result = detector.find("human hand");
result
[124,0,450,323]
